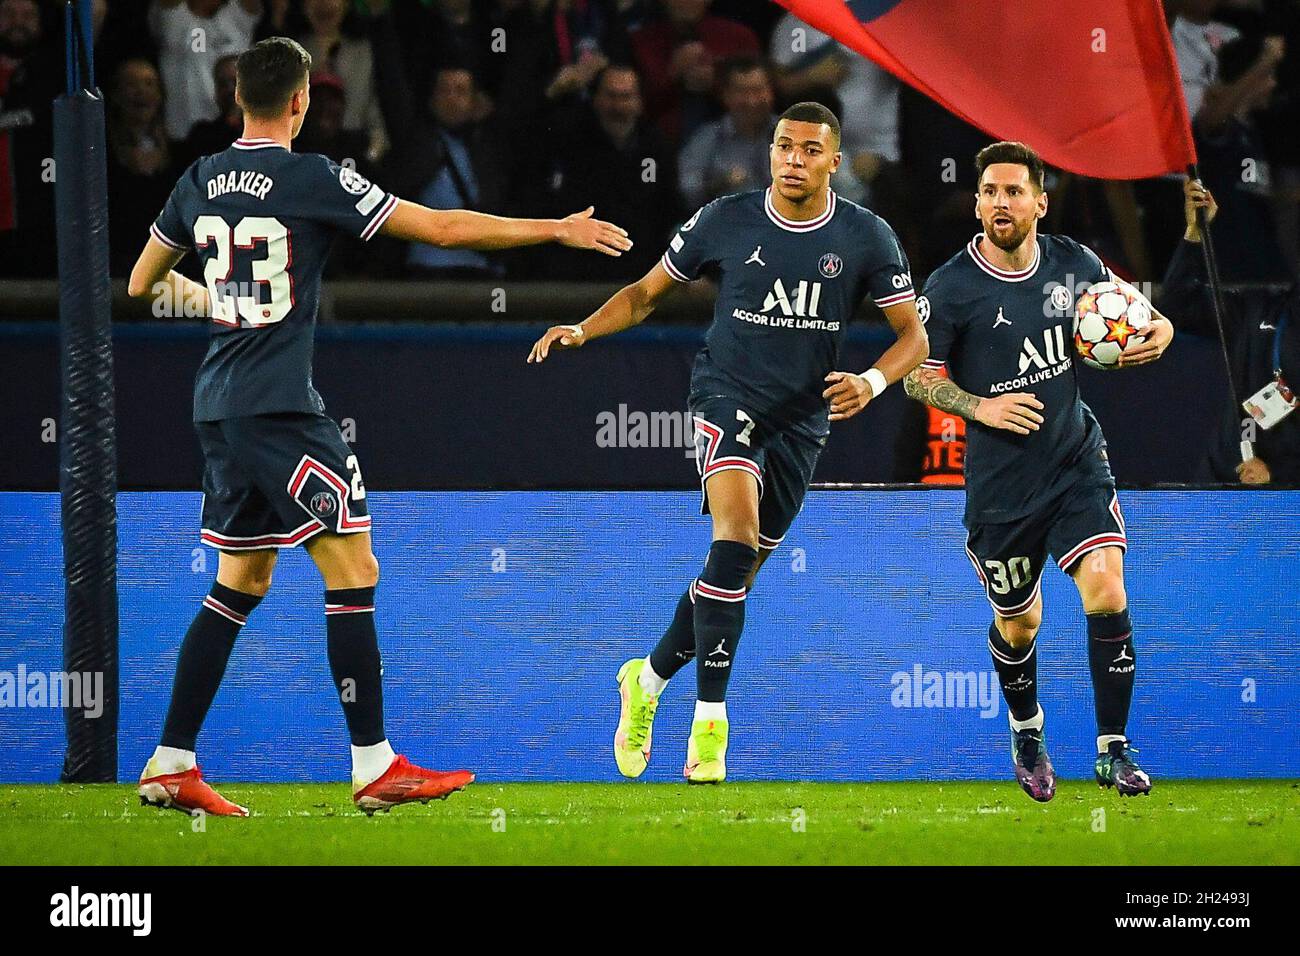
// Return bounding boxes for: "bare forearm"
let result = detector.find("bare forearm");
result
[577,284,655,342]
[439,211,558,250]
[383,201,560,250]
[154,270,209,317]
[129,259,208,317]
[871,325,929,387]
[903,366,982,420]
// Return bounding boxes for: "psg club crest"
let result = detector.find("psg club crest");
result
[310,491,338,518]
[818,253,843,279]
[1050,285,1074,313]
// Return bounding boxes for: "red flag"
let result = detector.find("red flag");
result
[773,0,1196,179]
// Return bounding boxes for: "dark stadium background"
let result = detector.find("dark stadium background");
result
[3,1,1298,489]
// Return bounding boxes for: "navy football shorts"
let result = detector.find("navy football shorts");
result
[963,477,1127,618]
[689,394,825,551]
[196,412,370,551]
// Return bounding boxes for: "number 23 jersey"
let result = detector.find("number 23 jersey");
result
[151,138,398,422]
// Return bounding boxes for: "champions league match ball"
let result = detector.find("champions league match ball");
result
[1073,281,1151,370]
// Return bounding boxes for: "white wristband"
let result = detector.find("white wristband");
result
[863,367,888,399]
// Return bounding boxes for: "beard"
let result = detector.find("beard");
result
[984,215,1034,252]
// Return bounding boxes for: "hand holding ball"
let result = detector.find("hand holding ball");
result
[1073,281,1151,370]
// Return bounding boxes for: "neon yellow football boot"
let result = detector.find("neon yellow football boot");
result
[684,718,728,784]
[614,658,659,778]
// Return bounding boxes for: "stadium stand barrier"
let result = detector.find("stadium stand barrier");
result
[1,311,1243,490]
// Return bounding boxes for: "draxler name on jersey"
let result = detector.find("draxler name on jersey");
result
[990,323,1072,394]
[207,170,274,200]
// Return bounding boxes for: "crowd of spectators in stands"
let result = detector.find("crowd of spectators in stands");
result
[1,0,1298,291]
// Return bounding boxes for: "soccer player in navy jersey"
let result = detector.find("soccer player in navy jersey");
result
[127,37,632,816]
[904,141,1174,801]
[530,102,928,783]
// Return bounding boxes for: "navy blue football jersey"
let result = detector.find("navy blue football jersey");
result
[662,188,914,435]
[920,233,1114,524]
[151,137,398,422]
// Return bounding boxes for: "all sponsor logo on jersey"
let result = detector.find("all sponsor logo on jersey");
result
[818,253,842,278]
[990,325,1072,393]
[338,166,372,196]
[680,207,702,232]
[762,277,821,317]
[731,278,840,331]
[1018,325,1069,374]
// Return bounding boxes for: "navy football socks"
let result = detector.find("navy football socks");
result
[1087,608,1136,739]
[325,586,387,747]
[693,540,758,703]
[649,586,697,680]
[160,582,263,751]
[987,622,1040,722]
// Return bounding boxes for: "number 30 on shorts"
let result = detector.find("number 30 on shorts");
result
[984,556,1031,595]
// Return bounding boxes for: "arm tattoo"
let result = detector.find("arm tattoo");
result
[903,367,982,420]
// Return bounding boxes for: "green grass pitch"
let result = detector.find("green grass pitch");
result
[1,780,1295,865]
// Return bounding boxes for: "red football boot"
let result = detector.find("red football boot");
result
[138,766,249,817]
[352,755,474,815]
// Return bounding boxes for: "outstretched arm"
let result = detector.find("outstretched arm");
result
[528,261,679,363]
[380,200,631,255]
[904,365,1045,436]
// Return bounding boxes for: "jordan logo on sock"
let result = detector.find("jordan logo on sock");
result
[1109,645,1135,673]
[708,639,729,658]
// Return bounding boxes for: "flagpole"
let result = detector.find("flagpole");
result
[1185,162,1246,462]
